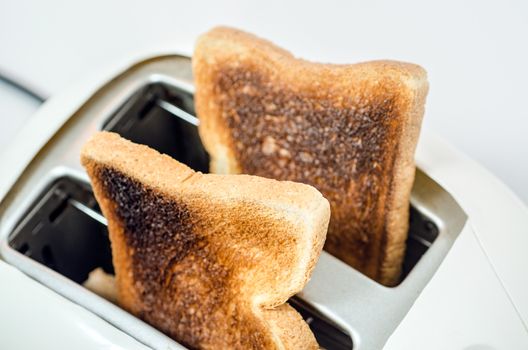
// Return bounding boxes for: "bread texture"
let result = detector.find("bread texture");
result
[193,27,428,285]
[81,131,329,350]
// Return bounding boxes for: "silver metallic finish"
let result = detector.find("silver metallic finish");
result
[157,100,199,126]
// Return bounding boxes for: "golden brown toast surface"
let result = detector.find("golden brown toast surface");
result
[81,132,329,349]
[193,27,428,285]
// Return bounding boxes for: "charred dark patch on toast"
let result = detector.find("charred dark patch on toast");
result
[214,67,402,278]
[97,167,200,289]
[96,167,274,349]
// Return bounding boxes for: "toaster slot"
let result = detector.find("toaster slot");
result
[103,83,209,173]
[9,178,114,283]
[8,176,353,349]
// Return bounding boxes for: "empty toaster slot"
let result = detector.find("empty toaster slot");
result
[103,83,209,173]
[9,178,114,283]
[8,176,353,349]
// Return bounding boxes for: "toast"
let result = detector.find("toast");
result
[193,27,428,285]
[81,131,329,350]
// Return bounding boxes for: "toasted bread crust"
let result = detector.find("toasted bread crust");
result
[193,27,428,285]
[81,132,329,349]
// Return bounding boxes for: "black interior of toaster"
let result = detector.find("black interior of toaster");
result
[103,82,209,173]
[7,82,439,350]
[9,179,114,283]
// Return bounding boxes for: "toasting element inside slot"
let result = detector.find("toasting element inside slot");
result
[8,176,353,350]
[9,179,114,282]
[103,83,209,173]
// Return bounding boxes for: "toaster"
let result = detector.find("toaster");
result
[1,54,527,350]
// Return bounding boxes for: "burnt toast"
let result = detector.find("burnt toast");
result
[193,27,428,285]
[81,131,329,349]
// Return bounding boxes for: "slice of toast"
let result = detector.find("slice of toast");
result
[81,131,329,350]
[193,27,428,285]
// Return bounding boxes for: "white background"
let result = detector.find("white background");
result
[0,0,527,204]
